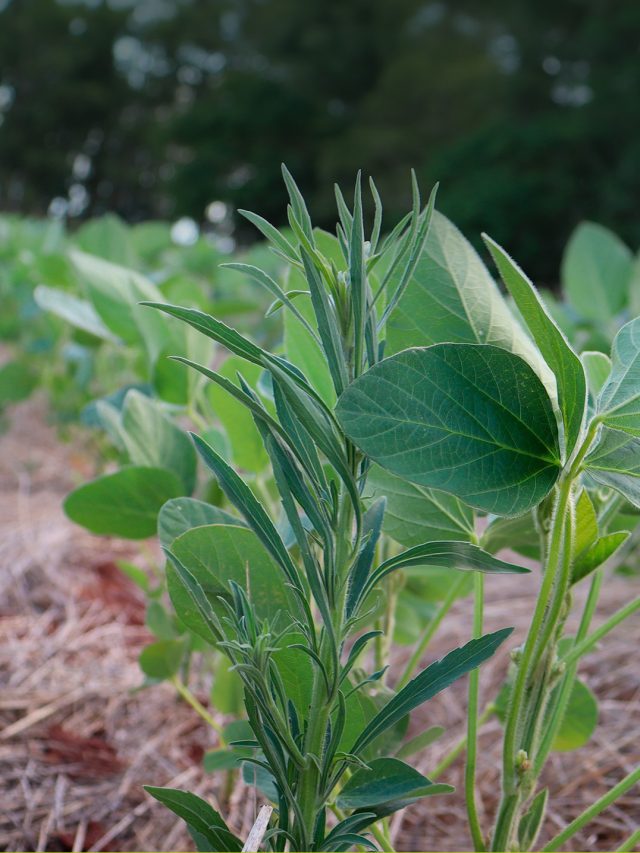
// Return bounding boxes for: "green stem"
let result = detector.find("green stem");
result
[534,569,602,776]
[171,676,226,742]
[561,594,640,668]
[616,828,640,852]
[541,765,640,851]
[465,572,486,851]
[397,573,467,690]
[492,478,574,852]
[502,479,571,791]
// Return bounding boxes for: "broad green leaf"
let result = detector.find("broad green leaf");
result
[166,559,219,645]
[207,356,268,472]
[0,360,37,407]
[139,639,184,679]
[336,757,452,811]
[386,212,554,397]
[158,497,242,547]
[170,523,296,623]
[518,788,548,851]
[585,427,640,507]
[572,531,629,585]
[481,513,540,560]
[70,250,165,349]
[363,465,475,547]
[552,677,598,751]
[74,213,137,267]
[597,318,640,434]
[64,467,183,539]
[337,344,561,516]
[562,222,633,322]
[34,285,119,342]
[350,628,512,755]
[121,390,196,493]
[483,235,586,456]
[581,351,611,400]
[143,787,242,852]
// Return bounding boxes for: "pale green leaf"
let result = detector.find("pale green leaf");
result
[363,465,475,547]
[483,234,586,456]
[385,212,555,398]
[64,467,183,539]
[34,285,119,342]
[585,427,640,507]
[562,222,633,322]
[581,351,611,400]
[597,318,640,434]
[121,390,196,493]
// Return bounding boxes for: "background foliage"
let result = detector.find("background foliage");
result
[2,0,640,280]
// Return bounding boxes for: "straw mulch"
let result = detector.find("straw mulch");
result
[1,397,638,852]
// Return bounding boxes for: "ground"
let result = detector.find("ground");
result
[1,397,638,852]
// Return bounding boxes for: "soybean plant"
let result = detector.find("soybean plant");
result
[338,231,640,850]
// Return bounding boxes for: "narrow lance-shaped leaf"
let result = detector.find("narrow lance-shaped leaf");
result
[350,171,367,375]
[363,541,529,600]
[143,787,242,852]
[190,432,304,593]
[301,247,349,395]
[483,234,586,457]
[336,344,561,516]
[349,627,512,755]
[220,262,320,344]
[345,497,386,619]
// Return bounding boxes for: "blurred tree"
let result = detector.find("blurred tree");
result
[1,0,639,280]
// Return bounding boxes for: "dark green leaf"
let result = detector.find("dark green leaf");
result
[350,628,512,754]
[385,212,554,395]
[336,757,452,811]
[337,344,561,516]
[143,787,242,851]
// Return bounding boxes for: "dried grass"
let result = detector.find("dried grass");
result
[1,398,638,852]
